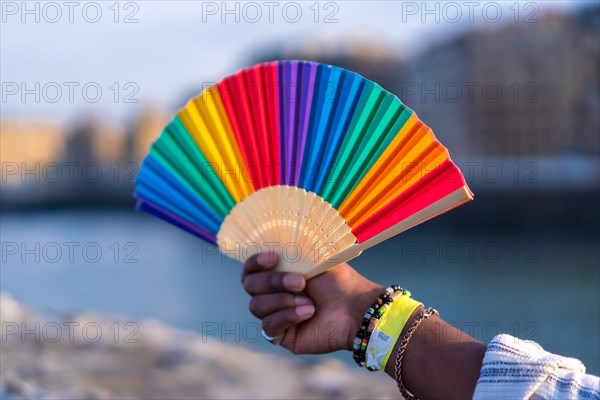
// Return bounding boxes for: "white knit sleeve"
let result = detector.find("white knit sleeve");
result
[473,334,600,400]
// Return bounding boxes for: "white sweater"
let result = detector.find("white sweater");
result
[473,334,600,399]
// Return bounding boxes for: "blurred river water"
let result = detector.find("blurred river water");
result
[1,210,598,375]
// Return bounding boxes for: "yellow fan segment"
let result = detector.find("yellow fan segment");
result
[177,87,254,202]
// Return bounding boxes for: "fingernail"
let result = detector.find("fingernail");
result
[294,296,312,307]
[296,305,315,318]
[283,273,305,291]
[257,252,277,267]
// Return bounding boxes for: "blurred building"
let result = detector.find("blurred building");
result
[405,5,600,158]
[127,109,170,164]
[249,37,406,97]
[93,123,128,164]
[0,109,168,209]
[250,6,599,161]
[1,118,67,184]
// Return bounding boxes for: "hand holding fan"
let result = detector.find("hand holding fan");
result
[135,60,473,278]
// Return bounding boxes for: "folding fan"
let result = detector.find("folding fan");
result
[135,60,473,278]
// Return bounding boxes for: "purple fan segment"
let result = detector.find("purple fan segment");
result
[279,60,318,186]
[136,198,217,244]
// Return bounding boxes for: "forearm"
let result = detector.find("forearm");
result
[383,308,486,399]
[345,284,486,399]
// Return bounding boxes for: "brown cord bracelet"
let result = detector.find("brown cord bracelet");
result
[393,307,439,400]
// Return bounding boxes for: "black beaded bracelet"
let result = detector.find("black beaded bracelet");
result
[352,284,404,369]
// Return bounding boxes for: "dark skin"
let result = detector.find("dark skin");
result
[242,252,487,399]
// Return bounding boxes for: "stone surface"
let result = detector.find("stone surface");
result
[0,294,399,399]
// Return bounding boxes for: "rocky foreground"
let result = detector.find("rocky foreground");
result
[0,294,399,399]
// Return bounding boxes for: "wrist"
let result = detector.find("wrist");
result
[344,284,385,351]
[382,305,425,373]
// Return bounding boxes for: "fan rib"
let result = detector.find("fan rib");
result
[353,159,469,242]
[156,120,233,217]
[338,117,423,220]
[320,83,385,204]
[313,73,366,195]
[137,200,217,244]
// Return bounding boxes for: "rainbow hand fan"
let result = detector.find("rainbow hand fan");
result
[135,60,473,278]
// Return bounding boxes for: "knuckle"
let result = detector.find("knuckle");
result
[242,275,253,292]
[261,319,278,335]
[269,273,283,291]
[242,255,258,277]
[280,293,294,308]
[266,309,295,330]
[288,344,302,355]
[282,309,299,325]
[248,297,261,316]
[243,274,263,294]
[245,254,258,267]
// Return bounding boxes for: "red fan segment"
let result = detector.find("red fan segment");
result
[218,62,280,189]
[352,159,471,243]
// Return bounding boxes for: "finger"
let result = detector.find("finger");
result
[249,293,313,319]
[262,305,315,337]
[241,252,278,282]
[243,271,306,295]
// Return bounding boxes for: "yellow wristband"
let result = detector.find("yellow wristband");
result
[365,294,422,371]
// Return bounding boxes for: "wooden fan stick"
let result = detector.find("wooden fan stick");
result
[308,186,473,279]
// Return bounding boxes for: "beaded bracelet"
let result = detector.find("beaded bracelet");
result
[366,290,422,371]
[352,285,404,368]
[394,306,439,400]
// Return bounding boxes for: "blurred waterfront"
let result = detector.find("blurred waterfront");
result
[1,1,599,397]
[1,210,598,376]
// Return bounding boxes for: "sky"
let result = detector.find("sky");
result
[0,1,586,123]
